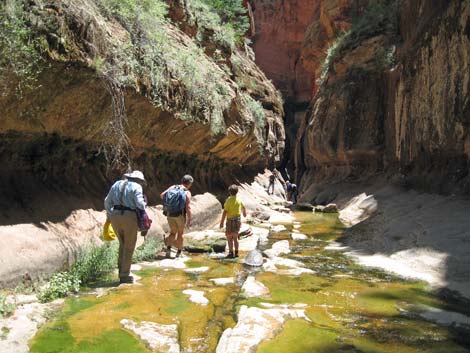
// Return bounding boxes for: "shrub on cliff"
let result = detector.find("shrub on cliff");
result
[0,0,44,95]
[186,0,249,48]
[320,0,399,81]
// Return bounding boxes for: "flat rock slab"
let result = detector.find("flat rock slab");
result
[121,319,179,353]
[241,276,270,298]
[184,230,226,253]
[216,304,310,353]
[182,289,209,305]
[183,267,210,274]
[0,300,63,353]
[264,240,290,258]
[268,225,287,234]
[291,232,308,240]
[210,277,235,286]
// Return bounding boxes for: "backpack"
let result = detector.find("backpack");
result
[163,185,187,214]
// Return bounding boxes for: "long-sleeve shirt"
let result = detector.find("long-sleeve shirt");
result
[104,180,146,217]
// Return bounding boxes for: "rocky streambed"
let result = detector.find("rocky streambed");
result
[2,211,470,353]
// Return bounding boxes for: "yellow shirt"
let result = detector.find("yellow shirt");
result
[224,196,244,219]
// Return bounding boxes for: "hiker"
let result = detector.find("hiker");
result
[267,172,276,195]
[219,184,247,258]
[104,170,147,284]
[285,180,292,201]
[291,183,298,204]
[160,175,193,258]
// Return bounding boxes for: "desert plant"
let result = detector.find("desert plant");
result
[38,241,118,303]
[0,0,44,96]
[0,292,16,318]
[242,93,265,129]
[133,237,162,262]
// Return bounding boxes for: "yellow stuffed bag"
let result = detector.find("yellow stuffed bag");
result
[103,220,117,241]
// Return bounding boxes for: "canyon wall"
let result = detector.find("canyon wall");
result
[0,0,285,224]
[252,0,470,197]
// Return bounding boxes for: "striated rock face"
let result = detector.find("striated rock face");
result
[250,0,319,102]
[249,0,320,173]
[0,0,285,223]
[296,0,470,195]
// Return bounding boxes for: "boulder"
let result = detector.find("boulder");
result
[183,230,226,253]
[295,203,314,211]
[251,211,271,221]
[243,249,264,267]
[323,203,339,213]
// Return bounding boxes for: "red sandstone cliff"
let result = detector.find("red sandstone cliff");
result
[253,0,470,197]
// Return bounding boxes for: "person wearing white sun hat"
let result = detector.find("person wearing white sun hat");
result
[104,170,147,284]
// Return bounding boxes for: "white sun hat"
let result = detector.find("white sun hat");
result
[124,170,146,183]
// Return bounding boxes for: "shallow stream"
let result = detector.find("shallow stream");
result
[29,212,470,353]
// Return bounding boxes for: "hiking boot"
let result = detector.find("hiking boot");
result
[175,250,182,258]
[165,246,171,258]
[225,252,234,259]
[234,251,239,258]
[119,276,134,284]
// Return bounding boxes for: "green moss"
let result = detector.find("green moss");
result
[257,320,342,353]
[30,326,146,353]
[165,291,191,315]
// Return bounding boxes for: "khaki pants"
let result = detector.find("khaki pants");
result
[110,210,138,279]
[165,215,185,250]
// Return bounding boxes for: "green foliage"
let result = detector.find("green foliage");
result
[95,0,233,136]
[0,0,44,95]
[71,241,118,284]
[132,237,161,262]
[38,272,81,303]
[320,0,398,82]
[38,242,118,303]
[242,93,265,128]
[0,292,16,318]
[186,0,249,49]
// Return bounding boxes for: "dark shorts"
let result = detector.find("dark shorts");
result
[226,217,241,233]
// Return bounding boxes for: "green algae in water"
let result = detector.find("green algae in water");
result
[31,326,147,353]
[165,291,191,315]
[29,212,470,353]
[30,298,147,353]
[257,320,342,353]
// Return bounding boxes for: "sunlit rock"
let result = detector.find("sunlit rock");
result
[210,278,235,286]
[215,304,310,353]
[120,319,179,353]
[182,289,209,306]
[264,240,290,258]
[184,267,210,274]
[243,249,264,267]
[241,276,269,298]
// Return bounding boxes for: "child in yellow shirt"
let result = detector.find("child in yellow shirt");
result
[220,185,247,258]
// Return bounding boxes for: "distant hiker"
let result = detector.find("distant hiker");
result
[291,183,298,204]
[220,184,247,258]
[160,175,193,258]
[285,180,292,201]
[267,172,276,195]
[285,180,298,204]
[104,170,147,284]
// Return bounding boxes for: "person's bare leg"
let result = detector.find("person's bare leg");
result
[226,232,234,254]
[232,232,239,257]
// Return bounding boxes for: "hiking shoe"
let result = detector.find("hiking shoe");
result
[165,247,171,258]
[175,250,182,258]
[234,251,239,258]
[119,276,134,284]
[225,252,234,259]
